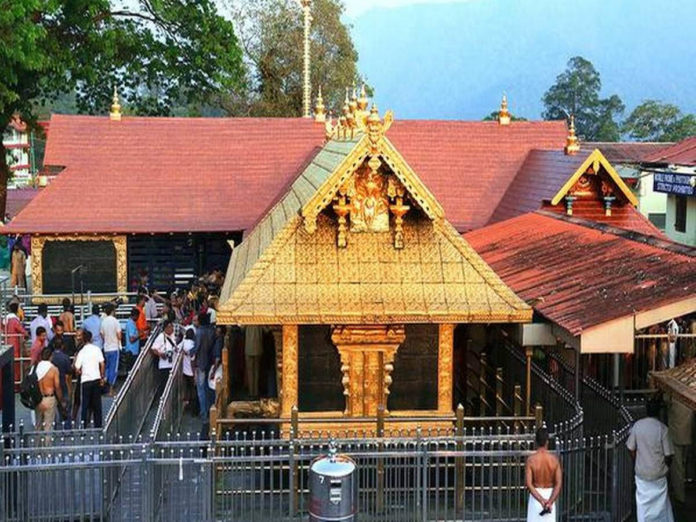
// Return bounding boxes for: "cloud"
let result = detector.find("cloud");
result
[343,0,475,18]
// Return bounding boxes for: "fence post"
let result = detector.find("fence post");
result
[534,404,543,429]
[289,405,299,517]
[495,367,504,416]
[377,405,385,513]
[455,404,464,513]
[610,431,619,522]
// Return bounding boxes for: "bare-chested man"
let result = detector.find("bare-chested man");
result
[525,427,562,521]
[35,347,64,432]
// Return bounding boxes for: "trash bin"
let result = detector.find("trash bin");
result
[308,443,358,521]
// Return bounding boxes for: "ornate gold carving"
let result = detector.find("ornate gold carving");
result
[348,163,390,233]
[388,177,410,249]
[438,324,455,413]
[281,325,299,417]
[227,398,280,419]
[331,325,405,417]
[30,235,127,299]
[332,192,351,248]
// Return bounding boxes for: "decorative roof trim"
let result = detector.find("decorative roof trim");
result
[300,133,445,233]
[550,149,639,206]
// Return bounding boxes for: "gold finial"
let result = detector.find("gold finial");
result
[498,93,510,126]
[325,112,334,140]
[565,114,580,155]
[357,84,369,112]
[349,85,358,115]
[110,86,122,121]
[342,88,350,117]
[314,85,326,123]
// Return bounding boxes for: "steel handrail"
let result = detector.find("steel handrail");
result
[103,324,163,439]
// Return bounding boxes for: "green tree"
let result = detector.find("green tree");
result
[226,0,363,117]
[482,111,527,122]
[622,100,696,142]
[0,0,245,214]
[542,56,624,141]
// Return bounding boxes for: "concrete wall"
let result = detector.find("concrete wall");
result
[635,171,667,228]
[665,193,696,246]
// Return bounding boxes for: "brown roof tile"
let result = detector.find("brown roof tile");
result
[465,211,696,335]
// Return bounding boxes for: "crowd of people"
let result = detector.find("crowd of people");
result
[4,270,229,433]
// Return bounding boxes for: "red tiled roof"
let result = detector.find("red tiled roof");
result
[464,212,696,335]
[489,149,665,238]
[541,201,667,239]
[582,142,671,164]
[387,120,567,231]
[4,116,567,234]
[489,149,588,223]
[5,189,39,219]
[644,136,696,166]
[6,115,326,234]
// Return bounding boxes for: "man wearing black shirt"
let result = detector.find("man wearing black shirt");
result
[49,320,77,356]
[50,337,73,429]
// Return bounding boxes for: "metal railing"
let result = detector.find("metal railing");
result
[103,324,163,442]
[0,428,633,522]
[150,349,185,441]
[497,337,584,440]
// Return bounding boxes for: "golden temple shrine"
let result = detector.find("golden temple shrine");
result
[217,104,532,435]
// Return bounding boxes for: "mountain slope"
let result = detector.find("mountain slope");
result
[350,0,696,120]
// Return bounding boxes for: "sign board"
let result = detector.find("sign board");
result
[653,171,696,197]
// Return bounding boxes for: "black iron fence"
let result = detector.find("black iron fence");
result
[0,426,633,522]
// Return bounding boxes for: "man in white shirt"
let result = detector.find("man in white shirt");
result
[151,320,177,395]
[74,330,105,428]
[29,303,53,344]
[626,398,675,522]
[100,303,122,397]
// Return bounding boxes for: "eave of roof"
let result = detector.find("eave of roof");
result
[644,136,696,166]
[465,211,696,335]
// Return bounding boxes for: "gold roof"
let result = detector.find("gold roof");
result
[218,112,531,325]
[652,359,696,410]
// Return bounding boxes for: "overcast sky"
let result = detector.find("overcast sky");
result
[343,0,473,18]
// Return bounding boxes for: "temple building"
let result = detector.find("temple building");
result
[2,94,668,297]
[3,92,694,434]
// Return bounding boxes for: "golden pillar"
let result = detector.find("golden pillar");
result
[331,325,405,417]
[525,346,533,415]
[438,324,455,413]
[281,325,299,418]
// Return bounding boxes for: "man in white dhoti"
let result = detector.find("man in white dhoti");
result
[626,399,675,522]
[667,319,679,368]
[525,428,562,521]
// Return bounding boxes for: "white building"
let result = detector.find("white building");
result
[645,137,696,246]
[3,118,33,188]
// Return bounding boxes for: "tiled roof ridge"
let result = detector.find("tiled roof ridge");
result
[645,136,696,163]
[534,209,696,258]
[49,113,312,122]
